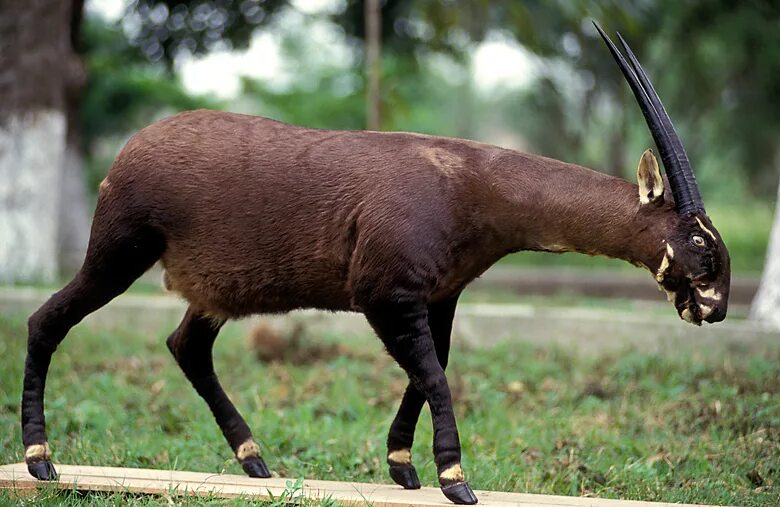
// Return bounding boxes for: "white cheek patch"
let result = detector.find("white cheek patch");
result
[696,287,722,301]
[695,217,718,241]
[699,304,713,319]
[656,243,675,282]
[681,308,701,326]
[388,449,412,465]
[656,253,671,282]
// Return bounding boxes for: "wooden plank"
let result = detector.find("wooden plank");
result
[0,463,711,507]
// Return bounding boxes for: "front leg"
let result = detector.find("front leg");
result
[364,299,477,505]
[386,296,458,491]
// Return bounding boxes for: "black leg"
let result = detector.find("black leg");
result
[22,228,164,480]
[386,296,458,491]
[364,299,476,505]
[166,307,270,478]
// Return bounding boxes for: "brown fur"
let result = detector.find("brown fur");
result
[96,109,679,317]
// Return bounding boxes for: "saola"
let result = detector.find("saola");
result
[21,23,730,504]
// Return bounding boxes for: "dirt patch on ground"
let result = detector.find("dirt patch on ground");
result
[246,321,373,365]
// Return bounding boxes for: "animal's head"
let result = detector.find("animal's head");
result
[596,23,731,325]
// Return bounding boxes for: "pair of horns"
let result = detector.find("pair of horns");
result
[594,21,704,214]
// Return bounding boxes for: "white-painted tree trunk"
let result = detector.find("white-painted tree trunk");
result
[0,111,67,283]
[750,180,780,329]
[58,145,90,275]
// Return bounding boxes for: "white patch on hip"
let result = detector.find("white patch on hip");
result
[420,147,463,176]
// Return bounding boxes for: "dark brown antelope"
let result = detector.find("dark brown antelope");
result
[22,24,729,504]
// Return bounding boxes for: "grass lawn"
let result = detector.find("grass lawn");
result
[0,312,778,506]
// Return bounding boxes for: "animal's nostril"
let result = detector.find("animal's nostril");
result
[705,307,726,323]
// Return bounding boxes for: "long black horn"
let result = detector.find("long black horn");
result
[616,32,704,213]
[592,21,704,214]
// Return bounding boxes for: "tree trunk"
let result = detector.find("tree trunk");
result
[0,0,72,283]
[59,0,90,276]
[365,0,381,130]
[59,50,90,274]
[750,179,780,329]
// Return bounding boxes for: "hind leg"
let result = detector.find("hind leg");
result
[166,307,270,478]
[387,296,458,490]
[22,227,164,479]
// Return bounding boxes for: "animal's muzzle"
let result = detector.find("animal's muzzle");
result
[703,306,726,323]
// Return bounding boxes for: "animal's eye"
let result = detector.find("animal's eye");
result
[691,235,706,247]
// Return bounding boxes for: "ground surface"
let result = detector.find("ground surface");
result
[0,312,778,506]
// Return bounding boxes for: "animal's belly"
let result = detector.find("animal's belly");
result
[161,260,353,318]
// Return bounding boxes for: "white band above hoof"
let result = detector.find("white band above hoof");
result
[439,463,464,482]
[388,448,412,465]
[236,439,260,461]
[25,442,51,462]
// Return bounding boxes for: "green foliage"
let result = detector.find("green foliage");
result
[1,314,778,505]
[79,14,220,190]
[125,0,290,64]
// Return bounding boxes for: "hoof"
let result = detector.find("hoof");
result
[27,460,58,481]
[441,482,478,505]
[241,456,271,478]
[389,464,421,489]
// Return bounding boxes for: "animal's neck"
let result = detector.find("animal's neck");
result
[483,151,667,273]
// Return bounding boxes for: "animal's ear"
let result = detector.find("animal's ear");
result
[636,149,664,205]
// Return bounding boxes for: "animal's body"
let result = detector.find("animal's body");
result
[21,26,731,505]
[116,110,640,318]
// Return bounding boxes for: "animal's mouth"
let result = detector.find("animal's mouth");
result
[674,286,703,326]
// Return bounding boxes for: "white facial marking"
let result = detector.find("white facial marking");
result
[656,253,671,282]
[439,463,464,482]
[25,442,51,461]
[388,449,412,465]
[236,439,260,460]
[696,287,722,301]
[695,217,717,241]
[699,304,713,319]
[666,243,675,258]
[680,308,701,326]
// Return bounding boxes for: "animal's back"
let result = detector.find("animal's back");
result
[98,110,498,317]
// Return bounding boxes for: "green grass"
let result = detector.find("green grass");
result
[0,313,778,506]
